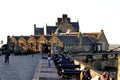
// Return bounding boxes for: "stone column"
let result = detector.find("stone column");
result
[118,54,120,80]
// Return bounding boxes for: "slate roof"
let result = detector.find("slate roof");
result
[44,35,52,40]
[46,22,79,35]
[57,29,63,33]
[81,36,96,45]
[23,36,31,40]
[57,35,80,45]
[46,26,57,35]
[70,22,79,32]
[14,36,40,41]
[13,36,20,41]
[82,32,100,39]
[13,35,95,45]
[57,35,96,45]
[33,35,41,40]
[35,27,44,35]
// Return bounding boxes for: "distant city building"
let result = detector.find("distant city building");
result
[7,14,109,54]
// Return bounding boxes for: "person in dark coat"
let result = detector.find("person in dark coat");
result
[5,52,10,63]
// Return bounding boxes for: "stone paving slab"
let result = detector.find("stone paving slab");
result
[40,59,60,80]
[32,58,60,80]
[0,54,41,80]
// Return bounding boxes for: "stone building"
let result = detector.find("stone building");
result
[7,14,109,54]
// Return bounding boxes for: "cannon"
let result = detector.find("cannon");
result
[57,60,74,65]
[58,64,80,69]
[60,69,81,80]
[59,57,70,61]
[57,64,80,76]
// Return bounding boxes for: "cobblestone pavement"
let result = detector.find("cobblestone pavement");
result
[0,54,41,80]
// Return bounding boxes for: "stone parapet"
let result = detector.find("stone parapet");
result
[118,54,120,80]
[74,59,115,80]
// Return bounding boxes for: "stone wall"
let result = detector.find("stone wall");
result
[118,55,120,80]
[74,59,116,80]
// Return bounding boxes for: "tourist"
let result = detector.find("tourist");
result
[91,71,110,80]
[47,53,52,67]
[99,71,109,80]
[5,52,10,63]
[81,67,91,80]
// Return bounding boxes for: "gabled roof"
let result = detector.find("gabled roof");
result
[44,35,52,40]
[11,35,96,46]
[82,32,101,40]
[13,36,40,41]
[81,36,96,45]
[56,35,95,45]
[57,35,80,45]
[22,36,30,40]
[33,35,41,40]
[13,36,20,41]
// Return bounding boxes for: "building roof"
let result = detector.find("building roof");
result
[22,36,31,40]
[33,35,41,40]
[81,36,96,45]
[12,34,95,45]
[12,36,20,41]
[34,27,44,35]
[14,36,40,41]
[57,35,95,45]
[71,22,79,31]
[82,32,100,40]
[44,35,52,40]
[46,26,57,34]
[57,35,80,45]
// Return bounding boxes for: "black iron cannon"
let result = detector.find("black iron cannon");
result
[58,64,80,69]
[61,69,82,80]
[59,57,70,61]
[57,64,80,75]
[57,59,74,64]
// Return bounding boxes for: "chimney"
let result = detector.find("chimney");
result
[34,24,36,28]
[63,14,67,19]
[62,14,68,22]
[57,18,61,25]
[34,24,36,35]
[101,29,104,32]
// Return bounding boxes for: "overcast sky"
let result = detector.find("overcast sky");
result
[0,0,120,44]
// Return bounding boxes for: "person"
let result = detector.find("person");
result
[81,68,91,80]
[5,52,10,63]
[47,53,52,67]
[99,72,109,80]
